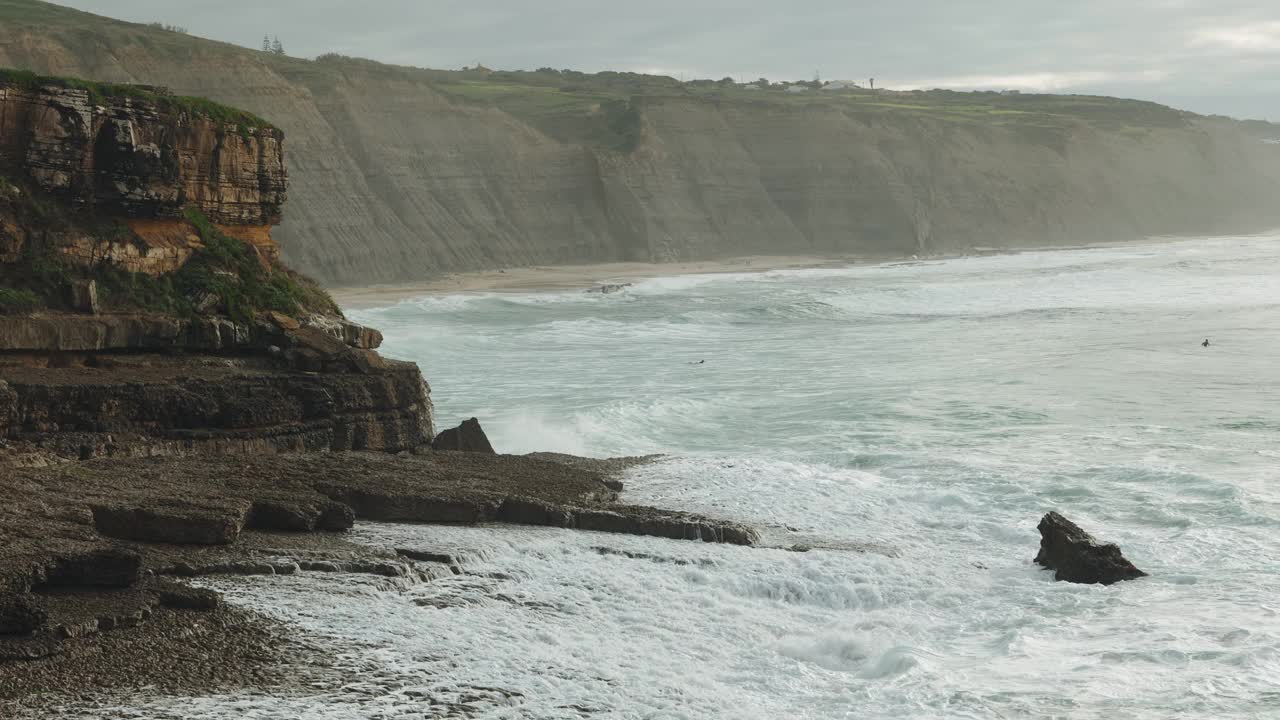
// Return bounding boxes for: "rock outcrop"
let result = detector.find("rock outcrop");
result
[91,502,250,545]
[0,312,435,457]
[0,71,435,458]
[432,417,496,453]
[0,79,286,275]
[1034,511,1147,585]
[0,82,285,225]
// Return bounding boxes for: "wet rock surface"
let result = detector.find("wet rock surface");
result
[1034,511,1147,585]
[92,502,249,545]
[248,499,356,533]
[0,449,760,703]
[587,283,632,294]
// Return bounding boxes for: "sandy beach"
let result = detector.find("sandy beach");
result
[328,234,1233,309]
[330,255,865,308]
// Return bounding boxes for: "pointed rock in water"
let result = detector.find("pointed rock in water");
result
[1035,511,1146,585]
[432,417,496,453]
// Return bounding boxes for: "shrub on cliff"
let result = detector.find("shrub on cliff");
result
[0,181,337,320]
[174,208,339,321]
[0,288,39,315]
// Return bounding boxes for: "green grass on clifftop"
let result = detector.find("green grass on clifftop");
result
[425,69,1194,140]
[0,68,274,133]
[0,0,1226,151]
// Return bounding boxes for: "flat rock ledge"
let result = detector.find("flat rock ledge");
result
[1034,511,1147,585]
[1,450,758,689]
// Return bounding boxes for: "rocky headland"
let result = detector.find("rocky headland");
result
[0,72,756,710]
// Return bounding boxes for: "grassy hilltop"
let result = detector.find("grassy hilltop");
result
[0,0,1205,148]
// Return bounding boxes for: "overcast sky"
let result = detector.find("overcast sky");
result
[56,0,1280,120]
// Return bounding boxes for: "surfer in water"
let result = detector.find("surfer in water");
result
[1202,338,1211,348]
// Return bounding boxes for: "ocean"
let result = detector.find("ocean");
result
[102,236,1280,718]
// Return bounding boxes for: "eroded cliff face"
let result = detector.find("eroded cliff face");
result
[0,80,286,274]
[0,313,435,458]
[0,68,435,458]
[0,83,285,225]
[2,5,1278,286]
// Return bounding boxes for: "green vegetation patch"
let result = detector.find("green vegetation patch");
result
[430,78,640,151]
[0,178,335,320]
[0,67,274,134]
[176,208,339,322]
[0,287,39,315]
[420,68,1192,144]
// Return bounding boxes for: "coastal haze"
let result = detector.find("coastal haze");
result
[2,1,1280,285]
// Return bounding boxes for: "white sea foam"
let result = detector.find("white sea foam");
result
[66,235,1280,719]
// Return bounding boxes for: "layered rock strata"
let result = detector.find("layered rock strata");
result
[0,312,433,457]
[0,80,286,275]
[0,83,285,225]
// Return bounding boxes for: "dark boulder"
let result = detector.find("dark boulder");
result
[317,501,356,531]
[247,498,356,532]
[155,582,222,611]
[498,497,574,528]
[0,637,60,661]
[1035,511,1146,585]
[91,502,248,545]
[0,596,46,636]
[334,490,499,524]
[432,417,495,453]
[247,500,316,532]
[574,508,759,546]
[42,549,142,589]
[396,548,459,565]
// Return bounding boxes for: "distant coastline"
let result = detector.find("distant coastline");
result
[329,232,1272,308]
[330,254,866,308]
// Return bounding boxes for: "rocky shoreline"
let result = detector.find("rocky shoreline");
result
[0,447,759,706]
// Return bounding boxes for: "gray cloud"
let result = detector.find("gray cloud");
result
[57,0,1280,119]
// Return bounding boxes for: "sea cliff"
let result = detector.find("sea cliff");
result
[0,70,435,456]
[1,0,1277,286]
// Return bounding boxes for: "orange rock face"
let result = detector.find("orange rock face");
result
[215,222,280,263]
[0,82,286,274]
[0,83,286,225]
